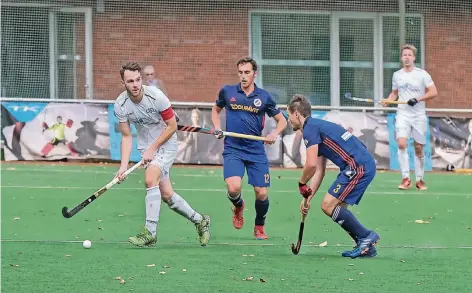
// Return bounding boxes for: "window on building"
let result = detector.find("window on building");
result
[251,11,424,107]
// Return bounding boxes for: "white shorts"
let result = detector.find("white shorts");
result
[142,146,177,180]
[395,115,427,145]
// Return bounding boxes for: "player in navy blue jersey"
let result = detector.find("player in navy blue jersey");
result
[211,57,287,240]
[286,94,380,258]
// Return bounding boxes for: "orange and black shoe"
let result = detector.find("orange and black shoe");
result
[253,225,268,240]
[398,178,411,190]
[416,180,428,191]
[232,202,244,229]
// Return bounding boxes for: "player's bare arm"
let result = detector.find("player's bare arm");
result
[116,121,133,181]
[417,84,438,102]
[265,112,287,145]
[300,154,327,215]
[298,144,319,203]
[211,104,224,139]
[142,114,178,163]
[381,89,398,107]
[300,144,319,185]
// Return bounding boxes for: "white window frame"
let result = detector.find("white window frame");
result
[2,2,93,100]
[49,7,93,100]
[249,9,425,106]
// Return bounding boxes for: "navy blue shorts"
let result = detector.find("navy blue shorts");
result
[327,159,376,205]
[223,154,270,187]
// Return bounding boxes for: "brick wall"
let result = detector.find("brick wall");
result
[91,1,472,110]
[423,15,472,110]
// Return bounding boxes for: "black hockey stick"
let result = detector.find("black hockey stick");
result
[62,161,142,218]
[291,199,308,255]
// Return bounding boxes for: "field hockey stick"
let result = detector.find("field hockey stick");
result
[291,198,308,255]
[344,92,407,105]
[61,160,143,218]
[177,125,268,142]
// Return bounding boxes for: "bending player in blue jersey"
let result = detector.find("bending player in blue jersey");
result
[211,57,287,240]
[286,94,380,258]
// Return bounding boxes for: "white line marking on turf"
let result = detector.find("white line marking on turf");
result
[3,167,468,182]
[1,239,471,249]
[1,185,471,196]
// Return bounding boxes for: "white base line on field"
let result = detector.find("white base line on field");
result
[1,239,471,249]
[2,168,469,182]
[1,185,471,196]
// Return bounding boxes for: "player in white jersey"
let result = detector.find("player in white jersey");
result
[382,44,438,190]
[113,62,210,247]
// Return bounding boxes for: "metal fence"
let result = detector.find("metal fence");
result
[1,0,471,110]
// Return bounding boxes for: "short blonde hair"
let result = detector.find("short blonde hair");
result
[401,44,417,57]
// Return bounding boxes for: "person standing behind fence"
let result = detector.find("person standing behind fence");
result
[142,65,168,96]
[381,44,438,191]
[113,61,210,247]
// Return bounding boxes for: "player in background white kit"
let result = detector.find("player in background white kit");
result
[382,45,438,190]
[114,62,210,247]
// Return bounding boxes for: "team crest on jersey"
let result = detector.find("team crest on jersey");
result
[253,99,262,107]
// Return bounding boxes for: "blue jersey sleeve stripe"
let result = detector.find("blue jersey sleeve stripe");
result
[324,138,356,169]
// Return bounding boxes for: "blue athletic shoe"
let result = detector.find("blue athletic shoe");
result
[342,245,377,258]
[344,231,380,259]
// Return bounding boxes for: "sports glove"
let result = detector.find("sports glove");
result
[407,98,418,106]
[298,182,312,199]
[211,128,224,139]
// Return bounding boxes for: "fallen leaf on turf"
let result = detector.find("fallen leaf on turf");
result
[114,276,122,280]
[318,241,328,247]
[146,264,156,267]
[359,272,364,275]
[158,271,166,275]
[249,254,255,257]
[182,269,187,272]
[65,254,71,257]
[400,260,406,263]
[348,278,354,281]
[414,220,430,224]
[163,265,170,268]
[97,219,103,222]
[129,277,135,280]
[260,278,267,283]
[120,279,126,284]
[10,264,19,267]
[13,217,20,220]
[243,276,254,281]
